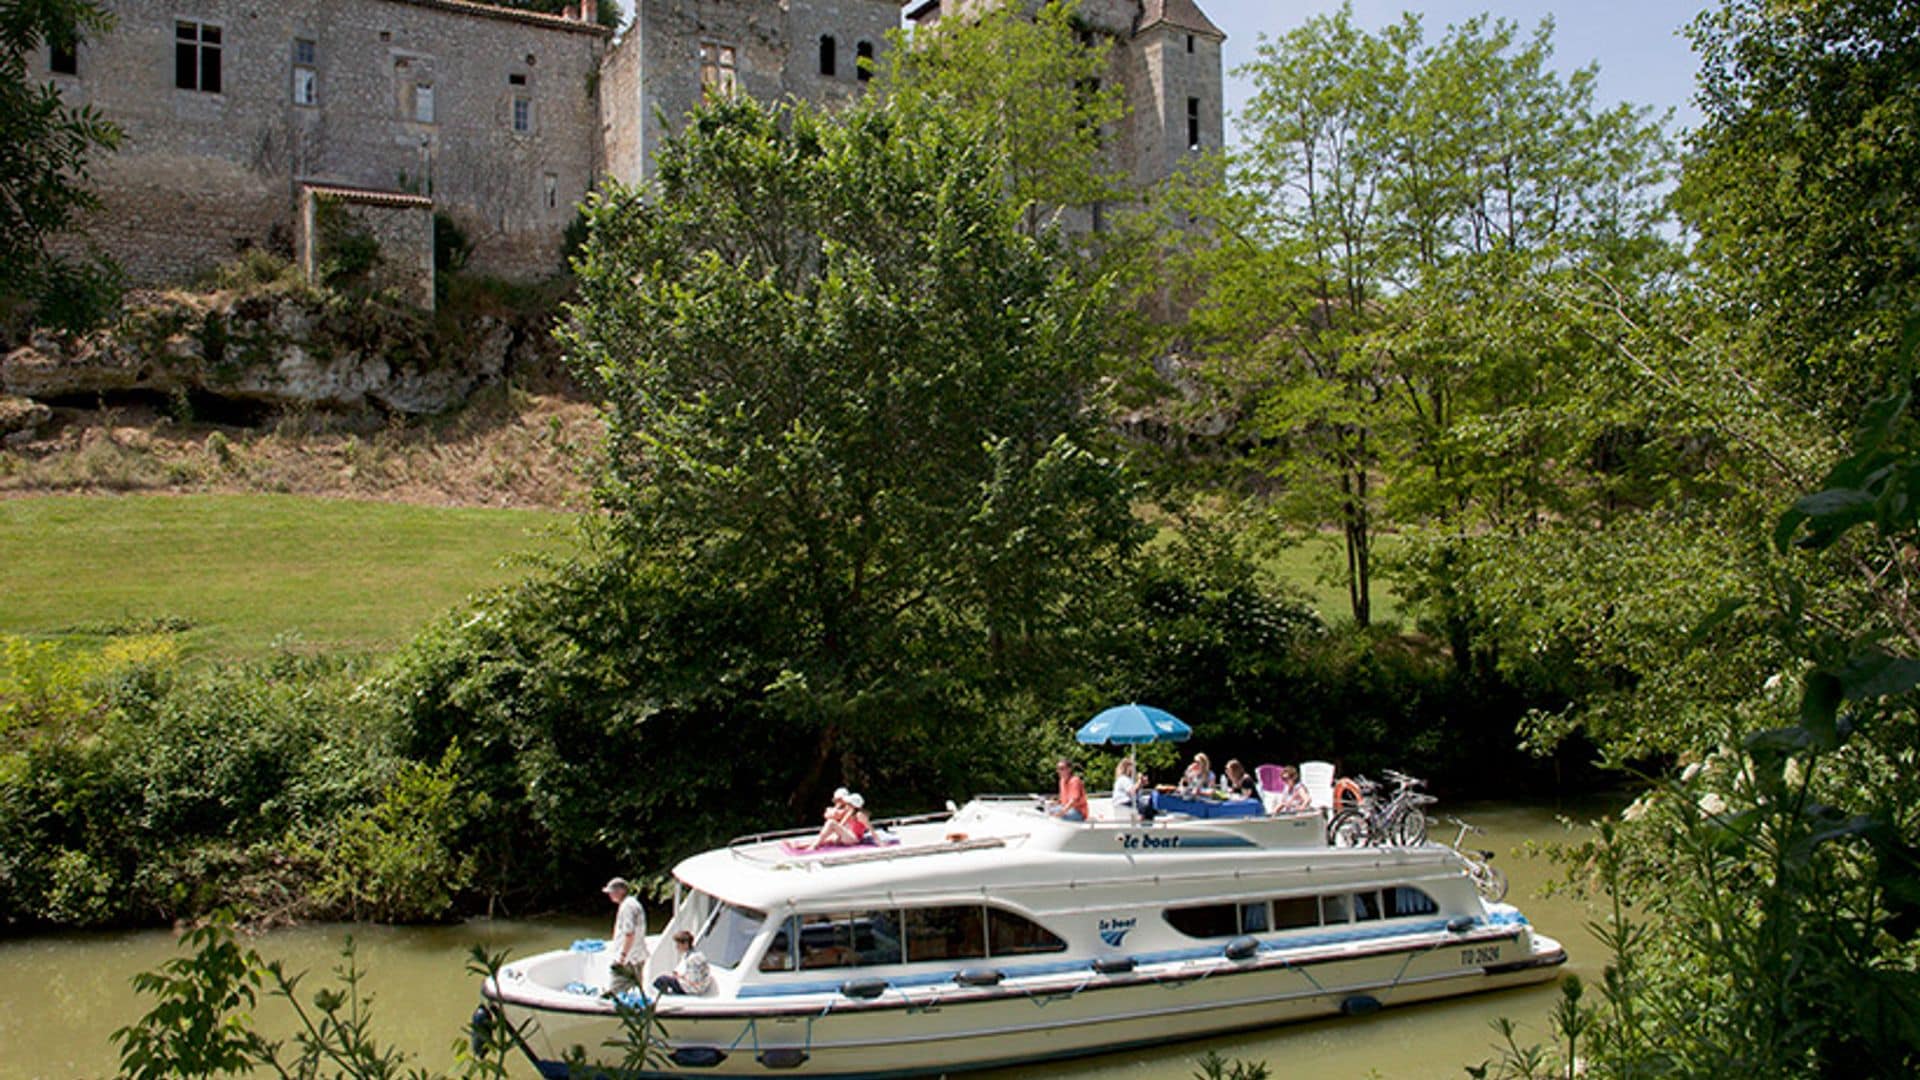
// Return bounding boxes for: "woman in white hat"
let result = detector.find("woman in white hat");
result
[802,791,870,849]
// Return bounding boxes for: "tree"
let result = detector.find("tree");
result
[0,0,121,333]
[1681,0,1920,421]
[1174,6,1669,625]
[878,0,1129,235]
[561,94,1143,814]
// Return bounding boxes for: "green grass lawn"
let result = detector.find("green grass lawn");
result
[1257,533,1403,626]
[0,494,573,658]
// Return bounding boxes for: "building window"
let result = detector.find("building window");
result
[175,20,222,94]
[699,42,736,98]
[291,39,318,106]
[513,96,532,132]
[544,173,558,210]
[509,73,527,86]
[414,82,434,123]
[49,38,78,76]
[1186,96,1201,151]
[1187,33,1195,54]
[855,40,874,82]
[819,35,836,77]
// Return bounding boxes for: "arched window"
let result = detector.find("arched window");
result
[819,35,836,77]
[855,40,874,82]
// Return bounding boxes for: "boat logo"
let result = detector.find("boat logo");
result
[1098,917,1136,948]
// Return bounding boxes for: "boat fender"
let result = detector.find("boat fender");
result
[1446,916,1476,933]
[1340,994,1382,1016]
[955,967,1004,987]
[841,977,890,999]
[468,1005,492,1057]
[668,1046,728,1068]
[1223,935,1260,961]
[1091,956,1136,975]
[757,1048,810,1069]
[1332,778,1364,810]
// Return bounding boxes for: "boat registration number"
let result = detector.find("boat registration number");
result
[1460,946,1501,966]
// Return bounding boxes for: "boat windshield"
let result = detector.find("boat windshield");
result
[696,896,767,970]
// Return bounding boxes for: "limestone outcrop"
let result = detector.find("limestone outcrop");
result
[2,287,546,417]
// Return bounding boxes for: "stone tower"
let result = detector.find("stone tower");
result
[903,0,1226,195]
[601,0,906,187]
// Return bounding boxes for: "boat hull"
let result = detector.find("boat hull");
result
[486,931,1566,1078]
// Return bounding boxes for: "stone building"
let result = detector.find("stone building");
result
[904,0,1226,197]
[31,0,1222,296]
[39,0,610,292]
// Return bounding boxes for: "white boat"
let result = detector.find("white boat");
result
[480,795,1566,1077]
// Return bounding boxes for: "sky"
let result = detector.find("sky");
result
[1202,0,1711,137]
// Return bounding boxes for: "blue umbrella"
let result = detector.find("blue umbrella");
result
[1075,703,1192,745]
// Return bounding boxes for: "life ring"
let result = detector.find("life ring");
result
[1332,778,1364,810]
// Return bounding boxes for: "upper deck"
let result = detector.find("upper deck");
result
[672,797,1453,913]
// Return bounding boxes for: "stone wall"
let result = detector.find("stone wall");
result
[39,0,607,287]
[297,186,437,311]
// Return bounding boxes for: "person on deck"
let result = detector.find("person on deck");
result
[603,877,646,990]
[1179,752,1216,795]
[652,930,714,996]
[803,791,870,848]
[1111,757,1140,809]
[1272,765,1312,811]
[1051,758,1089,822]
[1223,759,1259,800]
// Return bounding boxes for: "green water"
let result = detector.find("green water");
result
[0,802,1610,1080]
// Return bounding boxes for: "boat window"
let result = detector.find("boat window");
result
[1353,889,1383,922]
[697,900,766,970]
[1388,886,1439,917]
[1238,901,1270,934]
[854,909,904,966]
[1271,896,1320,931]
[1320,893,1352,924]
[792,911,903,970]
[904,905,987,962]
[1163,903,1239,939]
[760,917,796,972]
[987,907,1067,956]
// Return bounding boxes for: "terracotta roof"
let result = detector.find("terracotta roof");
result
[1138,0,1225,39]
[383,0,611,36]
[301,183,435,209]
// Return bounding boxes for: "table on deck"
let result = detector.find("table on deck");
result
[1149,791,1264,818]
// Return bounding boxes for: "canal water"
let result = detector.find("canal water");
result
[0,802,1613,1080]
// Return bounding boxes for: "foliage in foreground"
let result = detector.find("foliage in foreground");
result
[0,0,123,334]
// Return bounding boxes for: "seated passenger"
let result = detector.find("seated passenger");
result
[1178,752,1216,796]
[1271,765,1311,812]
[1223,759,1259,800]
[1111,757,1139,809]
[801,791,868,849]
[652,930,714,996]
[1049,758,1089,822]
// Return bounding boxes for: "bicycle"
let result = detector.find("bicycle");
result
[1444,817,1509,902]
[1325,771,1435,847]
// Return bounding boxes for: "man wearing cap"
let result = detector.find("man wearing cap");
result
[603,877,646,989]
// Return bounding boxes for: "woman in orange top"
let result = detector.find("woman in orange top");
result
[1051,758,1089,822]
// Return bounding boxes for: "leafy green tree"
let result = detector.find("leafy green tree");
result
[878,0,1129,235]
[561,93,1142,814]
[0,0,121,333]
[1681,0,1920,420]
[1178,6,1669,625]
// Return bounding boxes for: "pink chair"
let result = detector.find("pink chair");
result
[1256,764,1286,793]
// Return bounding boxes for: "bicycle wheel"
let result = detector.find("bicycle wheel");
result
[1389,807,1429,846]
[1327,809,1370,848]
[1475,864,1509,903]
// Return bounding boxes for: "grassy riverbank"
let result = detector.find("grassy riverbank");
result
[0,493,574,658]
